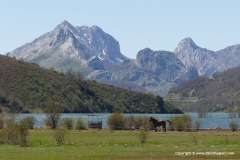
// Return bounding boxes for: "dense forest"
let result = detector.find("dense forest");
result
[0,55,182,114]
[169,67,240,112]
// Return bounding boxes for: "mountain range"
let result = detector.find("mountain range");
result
[7,21,240,96]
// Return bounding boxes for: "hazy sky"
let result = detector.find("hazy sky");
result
[1,0,240,58]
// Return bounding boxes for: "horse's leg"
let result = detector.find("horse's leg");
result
[155,127,157,132]
[163,125,166,132]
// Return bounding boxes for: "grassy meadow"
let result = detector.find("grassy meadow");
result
[0,129,239,160]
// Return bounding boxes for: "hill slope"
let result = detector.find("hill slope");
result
[168,67,240,112]
[0,55,182,113]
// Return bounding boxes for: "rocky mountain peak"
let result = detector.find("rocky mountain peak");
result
[76,24,126,64]
[136,48,152,58]
[8,21,126,73]
[56,20,74,30]
[91,25,104,33]
[174,37,198,53]
[60,20,71,26]
[55,20,80,39]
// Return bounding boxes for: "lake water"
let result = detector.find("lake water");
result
[17,112,240,129]
[18,113,240,129]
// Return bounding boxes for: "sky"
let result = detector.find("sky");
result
[1,0,240,59]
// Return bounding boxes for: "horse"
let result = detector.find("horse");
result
[149,117,171,132]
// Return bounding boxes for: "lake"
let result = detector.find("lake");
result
[18,112,240,129]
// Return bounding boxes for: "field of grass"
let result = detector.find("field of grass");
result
[0,129,239,160]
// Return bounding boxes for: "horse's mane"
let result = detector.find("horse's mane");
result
[149,117,172,124]
[149,117,159,122]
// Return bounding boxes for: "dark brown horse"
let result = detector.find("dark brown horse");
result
[149,117,171,132]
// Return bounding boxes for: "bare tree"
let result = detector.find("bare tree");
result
[43,98,64,129]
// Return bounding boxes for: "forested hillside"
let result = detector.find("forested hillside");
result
[169,67,240,112]
[0,55,182,113]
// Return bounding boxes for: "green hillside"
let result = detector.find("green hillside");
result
[0,55,182,113]
[168,67,240,112]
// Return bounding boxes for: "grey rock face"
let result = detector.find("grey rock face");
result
[8,20,126,72]
[173,38,220,75]
[85,56,106,70]
[136,48,186,81]
[76,25,126,64]
[87,48,199,96]
[173,38,240,76]
[216,44,240,69]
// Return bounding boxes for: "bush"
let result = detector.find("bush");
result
[22,116,36,129]
[0,121,19,144]
[0,119,29,146]
[5,113,17,125]
[18,120,29,147]
[170,114,192,131]
[138,125,149,143]
[62,117,74,130]
[125,116,149,130]
[44,116,61,129]
[0,115,4,129]
[53,128,67,145]
[108,113,126,130]
[194,120,202,131]
[229,121,239,131]
[44,117,52,128]
[43,98,63,129]
[135,116,149,129]
[75,117,87,130]
[190,133,198,145]
[0,131,3,143]
[125,115,135,130]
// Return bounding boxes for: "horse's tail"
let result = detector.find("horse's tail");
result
[166,120,173,131]
[166,120,172,125]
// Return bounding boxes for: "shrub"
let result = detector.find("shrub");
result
[75,117,87,130]
[190,133,198,145]
[194,120,202,131]
[135,116,149,129]
[5,113,17,125]
[170,114,192,131]
[43,98,63,129]
[44,117,52,128]
[1,122,19,144]
[0,131,3,143]
[22,116,36,129]
[0,118,29,146]
[224,135,229,144]
[0,115,4,129]
[53,128,67,145]
[125,115,136,130]
[108,113,126,130]
[1,128,18,144]
[62,117,74,130]
[138,124,149,143]
[18,120,29,147]
[229,121,239,131]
